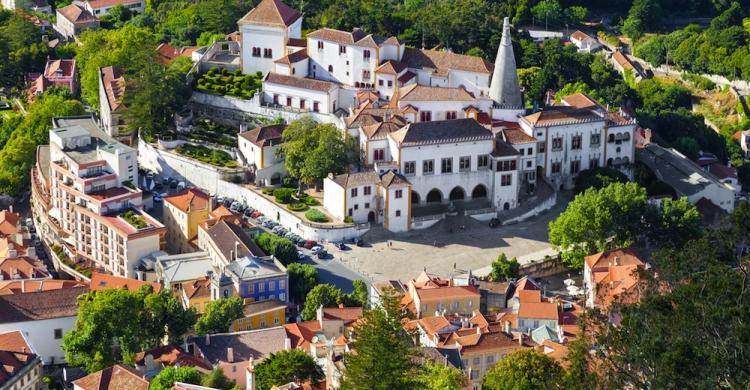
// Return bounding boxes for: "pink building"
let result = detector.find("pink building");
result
[29,59,78,97]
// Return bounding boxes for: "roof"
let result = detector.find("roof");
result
[492,139,520,158]
[156,43,197,64]
[0,331,32,354]
[90,272,161,292]
[561,92,600,109]
[397,84,475,102]
[0,257,48,280]
[182,276,211,300]
[0,286,88,324]
[172,383,223,390]
[612,51,636,71]
[361,117,406,140]
[204,220,266,261]
[416,285,479,302]
[134,345,212,371]
[458,331,525,354]
[0,280,87,295]
[531,324,559,344]
[265,73,339,92]
[522,106,604,127]
[389,119,492,147]
[44,59,76,78]
[570,30,592,42]
[191,327,288,364]
[375,60,406,75]
[239,124,285,147]
[500,128,536,144]
[380,170,409,189]
[585,248,645,270]
[72,364,149,390]
[307,28,391,49]
[86,0,141,9]
[346,105,403,128]
[164,188,210,214]
[156,252,214,285]
[0,350,38,387]
[100,66,126,112]
[517,302,559,320]
[56,3,97,23]
[227,256,285,281]
[401,48,492,75]
[0,211,19,236]
[243,299,287,317]
[237,0,301,27]
[287,37,306,47]
[274,49,308,65]
[329,171,380,188]
[420,347,462,369]
[418,316,453,335]
[321,306,363,325]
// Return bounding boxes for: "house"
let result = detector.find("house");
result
[238,124,287,186]
[82,0,144,17]
[134,345,212,378]
[736,130,750,158]
[696,152,742,194]
[637,143,736,212]
[73,364,150,390]
[0,330,43,390]
[238,0,303,75]
[197,218,265,269]
[180,275,211,314]
[45,116,165,278]
[29,59,78,97]
[476,280,512,313]
[262,73,341,114]
[155,251,214,290]
[54,3,99,40]
[368,279,406,308]
[0,286,88,364]
[89,272,161,292]
[156,43,198,65]
[400,271,481,318]
[0,279,87,295]
[583,248,646,308]
[0,257,49,281]
[570,30,601,53]
[98,66,129,144]
[212,255,288,303]
[163,189,211,254]
[610,51,646,82]
[230,299,287,332]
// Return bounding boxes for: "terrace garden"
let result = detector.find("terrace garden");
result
[121,210,148,229]
[194,68,262,100]
[175,143,238,168]
[187,118,238,147]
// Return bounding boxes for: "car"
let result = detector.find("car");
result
[33,240,41,247]
[216,196,225,204]
[251,211,263,219]
[271,226,283,234]
[25,218,33,226]
[355,238,364,247]
[297,250,305,260]
[304,240,317,249]
[262,221,273,228]
[316,250,328,259]
[162,177,171,185]
[336,242,348,251]
[169,181,178,189]
[153,194,163,202]
[177,181,186,191]
[230,202,241,212]
[284,232,296,240]
[296,239,306,247]
[223,198,234,207]
[489,218,501,228]
[244,207,255,216]
[311,245,323,254]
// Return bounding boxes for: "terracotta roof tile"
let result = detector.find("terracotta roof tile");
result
[0,350,38,386]
[274,49,308,65]
[330,171,380,188]
[238,0,301,27]
[322,306,363,325]
[90,272,161,292]
[501,128,536,144]
[72,364,149,390]
[0,331,32,354]
[390,119,492,147]
[0,257,48,280]
[239,124,285,147]
[164,188,210,214]
[86,0,141,10]
[0,211,19,236]
[375,60,406,75]
[570,30,591,42]
[401,48,492,75]
[416,285,479,301]
[361,117,406,140]
[56,3,97,23]
[181,276,210,300]
[522,106,604,127]
[0,286,88,323]
[100,66,126,112]
[265,73,339,92]
[0,280,87,295]
[397,84,474,102]
[561,92,600,109]
[584,248,644,270]
[517,302,558,321]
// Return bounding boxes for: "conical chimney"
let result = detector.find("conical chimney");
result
[489,17,523,108]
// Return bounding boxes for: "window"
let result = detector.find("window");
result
[364,186,371,195]
[363,49,371,60]
[252,47,261,57]
[590,158,599,169]
[273,94,279,105]
[459,156,471,172]
[299,99,305,109]
[552,161,562,174]
[378,79,383,86]
[608,134,615,143]
[387,80,393,87]
[423,159,434,175]
[313,102,319,112]
[354,204,359,210]
[328,65,333,72]
[537,142,545,153]
[526,160,532,168]
[591,133,600,145]
[348,208,353,216]
[486,355,495,364]
[404,161,416,175]
[527,147,533,155]
[571,135,582,150]
[395,210,401,217]
[395,189,403,199]
[441,158,452,173]
[317,41,324,50]
[477,154,489,169]
[446,111,457,120]
[351,188,358,197]
[54,329,63,339]
[279,279,285,289]
[263,48,273,58]
[286,97,292,106]
[339,45,346,54]
[520,148,524,156]
[258,282,264,292]
[571,160,581,174]
[473,357,481,365]
[496,160,516,172]
[374,148,385,161]
[362,70,371,80]
[552,137,563,150]
[420,111,432,122]
[501,174,512,186]
[365,202,370,208]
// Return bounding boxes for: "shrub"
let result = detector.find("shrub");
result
[121,210,147,229]
[273,188,295,204]
[253,232,298,265]
[683,73,716,90]
[287,203,308,211]
[303,197,319,206]
[305,209,329,223]
[262,187,275,195]
[344,216,353,223]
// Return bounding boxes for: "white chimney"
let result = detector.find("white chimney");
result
[227,347,234,363]
[284,337,292,351]
[614,256,621,266]
[475,326,481,335]
[205,334,210,346]
[504,321,510,335]
[518,333,523,346]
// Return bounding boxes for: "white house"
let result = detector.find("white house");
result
[54,3,99,40]
[263,72,341,114]
[83,0,143,17]
[238,0,303,75]
[238,123,287,186]
[570,30,602,53]
[392,84,488,123]
[98,66,129,144]
[0,286,88,365]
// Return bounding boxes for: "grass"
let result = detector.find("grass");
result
[305,208,329,223]
[175,144,238,168]
[121,210,148,229]
[194,68,262,100]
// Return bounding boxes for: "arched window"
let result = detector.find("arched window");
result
[608,134,615,143]
[328,65,333,73]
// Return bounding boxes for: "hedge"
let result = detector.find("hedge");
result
[253,232,298,265]
[303,197,319,206]
[273,188,295,204]
[287,203,308,212]
[305,209,329,223]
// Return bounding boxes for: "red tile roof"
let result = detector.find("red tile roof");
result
[164,188,210,214]
[56,3,97,23]
[238,0,302,27]
[0,350,37,387]
[0,331,32,354]
[0,211,19,236]
[0,257,48,280]
[44,59,76,79]
[239,124,285,147]
[0,280,87,295]
[90,272,162,293]
[100,66,126,112]
[86,0,141,10]
[265,73,339,92]
[401,48,492,75]
[517,302,559,321]
[72,364,150,390]
[0,286,88,323]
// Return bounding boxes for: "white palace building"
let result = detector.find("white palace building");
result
[230,0,637,232]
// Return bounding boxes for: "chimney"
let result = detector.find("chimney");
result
[205,334,211,346]
[614,256,621,266]
[227,347,234,363]
[475,326,481,335]
[234,241,240,260]
[229,250,234,262]
[284,337,292,351]
[518,333,523,346]
[504,321,510,335]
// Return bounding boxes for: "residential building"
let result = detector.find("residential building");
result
[73,364,150,390]
[230,299,287,331]
[0,279,87,295]
[89,272,161,292]
[163,189,211,253]
[570,30,602,53]
[82,0,143,17]
[583,248,646,308]
[262,73,341,114]
[0,256,49,281]
[0,286,88,364]
[156,43,198,65]
[45,116,165,278]
[180,275,211,314]
[238,0,303,75]
[98,66,129,144]
[134,345,212,378]
[610,51,646,81]
[0,330,43,390]
[637,143,736,212]
[155,251,213,290]
[238,124,287,186]
[211,255,288,303]
[1,0,50,12]
[696,152,742,194]
[29,59,78,97]
[476,280,512,313]
[400,271,480,318]
[197,219,265,270]
[54,3,99,40]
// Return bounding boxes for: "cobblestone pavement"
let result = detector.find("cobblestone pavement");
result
[329,192,572,282]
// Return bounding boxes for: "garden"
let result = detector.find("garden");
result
[51,244,94,278]
[260,185,330,223]
[175,143,238,168]
[194,68,262,100]
[187,118,238,147]
[120,210,148,229]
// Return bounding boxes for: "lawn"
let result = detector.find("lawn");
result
[175,143,238,168]
[194,68,262,100]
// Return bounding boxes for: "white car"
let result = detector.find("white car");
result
[311,246,323,255]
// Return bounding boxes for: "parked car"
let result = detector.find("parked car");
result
[316,250,328,259]
[25,218,33,226]
[311,246,323,255]
[297,250,305,260]
[297,239,306,247]
[177,181,186,191]
[169,181,178,189]
[216,196,225,205]
[223,198,234,208]
[251,211,263,219]
[355,238,364,247]
[335,242,348,251]
[489,218,501,228]
[244,207,255,216]
[304,240,317,249]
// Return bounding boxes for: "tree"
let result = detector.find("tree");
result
[622,0,662,41]
[650,197,702,248]
[62,286,195,373]
[417,361,465,390]
[201,368,237,390]
[100,4,132,28]
[531,0,564,27]
[572,167,628,194]
[343,279,369,307]
[548,182,650,268]
[254,350,324,390]
[124,59,191,136]
[287,263,319,305]
[302,284,343,321]
[253,232,298,265]
[195,296,244,335]
[562,337,597,390]
[489,252,520,282]
[340,288,420,390]
[150,366,202,390]
[483,349,564,390]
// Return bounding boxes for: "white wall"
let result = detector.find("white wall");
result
[263,82,336,114]
[398,99,476,122]
[240,23,289,75]
[323,178,346,222]
[0,316,77,364]
[382,186,409,232]
[447,69,490,98]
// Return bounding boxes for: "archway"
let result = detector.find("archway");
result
[367,211,375,222]
[503,202,510,210]
[606,158,613,167]
[426,189,442,203]
[270,173,282,185]
[471,184,487,199]
[449,187,465,201]
[411,191,420,204]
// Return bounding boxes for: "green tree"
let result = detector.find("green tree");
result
[531,0,564,27]
[651,197,702,248]
[100,4,132,29]
[549,182,650,268]
[253,232,298,265]
[287,263,319,305]
[483,349,564,390]
[254,350,324,390]
[489,252,520,282]
[195,296,244,335]
[417,360,465,390]
[565,6,588,24]
[562,337,597,390]
[572,167,629,194]
[302,284,343,321]
[150,366,202,390]
[124,59,191,136]
[62,286,195,373]
[343,279,369,307]
[340,288,420,390]
[622,0,662,41]
[201,368,237,390]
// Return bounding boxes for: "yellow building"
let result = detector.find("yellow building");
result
[180,276,211,314]
[163,189,210,253]
[230,299,287,332]
[403,271,481,318]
